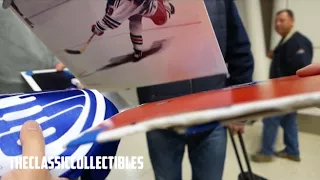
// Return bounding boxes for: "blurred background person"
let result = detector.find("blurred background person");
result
[252,9,313,163]
[0,6,64,94]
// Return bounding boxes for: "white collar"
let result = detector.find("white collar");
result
[281,28,296,45]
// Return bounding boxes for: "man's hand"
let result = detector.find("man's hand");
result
[55,62,66,71]
[91,24,104,36]
[226,123,245,135]
[71,78,84,89]
[267,50,274,59]
[2,121,68,180]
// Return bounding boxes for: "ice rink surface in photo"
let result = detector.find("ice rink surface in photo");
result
[10,0,228,90]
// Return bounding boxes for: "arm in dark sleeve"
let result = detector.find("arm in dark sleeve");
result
[286,40,313,74]
[225,0,254,86]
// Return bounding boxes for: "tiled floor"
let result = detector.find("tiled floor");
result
[107,121,320,180]
[105,90,320,180]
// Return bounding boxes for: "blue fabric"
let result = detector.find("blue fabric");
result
[25,71,34,76]
[79,98,120,180]
[260,112,300,156]
[185,121,220,135]
[63,70,75,79]
[147,125,227,180]
[0,89,120,179]
[65,128,105,148]
[224,0,254,86]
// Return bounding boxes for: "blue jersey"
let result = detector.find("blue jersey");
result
[0,89,120,179]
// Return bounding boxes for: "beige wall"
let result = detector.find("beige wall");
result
[287,0,320,62]
[235,0,270,81]
[260,0,274,52]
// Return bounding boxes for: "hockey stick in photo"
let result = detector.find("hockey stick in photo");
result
[62,21,200,55]
[65,34,95,55]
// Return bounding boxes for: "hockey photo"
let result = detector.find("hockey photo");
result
[6,0,228,91]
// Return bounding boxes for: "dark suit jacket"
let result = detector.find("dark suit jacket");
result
[270,31,313,78]
[137,0,254,103]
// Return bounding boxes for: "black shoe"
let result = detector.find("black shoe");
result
[275,150,301,162]
[132,50,143,62]
[251,153,274,163]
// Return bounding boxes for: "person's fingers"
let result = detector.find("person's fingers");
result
[20,121,50,179]
[51,176,70,180]
[233,125,240,134]
[239,126,245,134]
[58,177,70,180]
[267,51,273,59]
[228,124,245,134]
[228,124,236,135]
[55,62,65,71]
[20,121,45,157]
[296,63,320,77]
[1,170,16,180]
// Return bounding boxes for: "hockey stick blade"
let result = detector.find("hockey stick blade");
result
[65,49,82,55]
[64,34,94,55]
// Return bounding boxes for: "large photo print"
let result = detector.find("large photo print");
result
[5,0,228,90]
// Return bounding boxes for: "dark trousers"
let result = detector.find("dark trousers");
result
[260,112,300,156]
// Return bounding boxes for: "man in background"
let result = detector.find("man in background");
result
[136,0,254,179]
[252,9,313,163]
[0,6,64,94]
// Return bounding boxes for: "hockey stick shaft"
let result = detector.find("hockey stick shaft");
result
[65,34,95,54]
[80,33,95,52]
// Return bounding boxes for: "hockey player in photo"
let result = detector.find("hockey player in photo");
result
[91,0,175,61]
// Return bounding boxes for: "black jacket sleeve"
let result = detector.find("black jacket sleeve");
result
[225,0,254,86]
[285,38,313,75]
